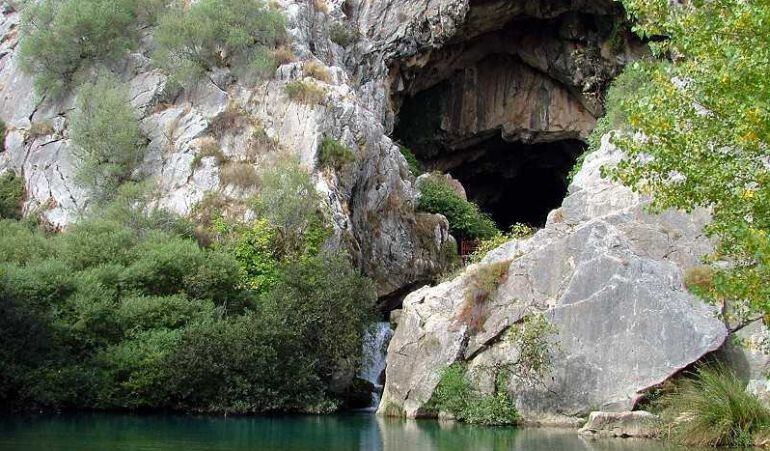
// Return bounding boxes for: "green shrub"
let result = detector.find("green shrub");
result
[431,363,520,426]
[0,220,52,265]
[0,171,24,220]
[399,145,422,176]
[284,80,326,104]
[318,137,354,170]
[418,174,499,240]
[18,0,142,97]
[659,365,770,447]
[70,74,146,202]
[153,0,286,85]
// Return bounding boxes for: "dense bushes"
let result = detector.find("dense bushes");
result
[418,174,498,240]
[658,366,770,447]
[0,165,376,413]
[430,363,519,426]
[153,0,286,85]
[70,74,146,202]
[18,0,146,97]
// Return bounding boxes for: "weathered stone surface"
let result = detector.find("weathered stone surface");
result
[579,411,660,438]
[378,136,728,422]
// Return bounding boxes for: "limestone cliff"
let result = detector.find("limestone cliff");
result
[378,137,728,423]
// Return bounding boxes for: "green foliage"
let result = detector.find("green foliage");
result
[503,313,558,384]
[263,252,377,385]
[318,138,354,170]
[18,0,144,97]
[70,74,146,202]
[0,171,24,220]
[431,363,520,426]
[659,365,770,447]
[153,0,286,85]
[0,181,375,413]
[606,0,770,321]
[418,174,499,240]
[399,145,422,177]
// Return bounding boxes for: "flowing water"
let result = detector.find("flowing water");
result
[0,413,694,451]
[359,322,393,409]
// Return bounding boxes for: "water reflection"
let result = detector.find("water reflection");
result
[0,412,699,451]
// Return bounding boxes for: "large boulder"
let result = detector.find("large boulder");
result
[378,136,728,423]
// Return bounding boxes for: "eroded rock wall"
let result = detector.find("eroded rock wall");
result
[378,136,728,423]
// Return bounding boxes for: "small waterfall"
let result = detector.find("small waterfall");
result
[360,322,393,410]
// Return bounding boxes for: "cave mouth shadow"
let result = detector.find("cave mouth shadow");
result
[410,133,586,230]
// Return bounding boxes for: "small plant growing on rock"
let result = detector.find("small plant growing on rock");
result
[303,60,331,83]
[220,162,259,189]
[71,73,146,202]
[318,138,354,170]
[284,80,326,104]
[192,138,227,168]
[399,145,422,177]
[329,23,357,47]
[467,223,534,264]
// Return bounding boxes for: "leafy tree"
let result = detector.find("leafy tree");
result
[70,74,146,202]
[18,0,142,97]
[605,0,770,321]
[153,0,286,85]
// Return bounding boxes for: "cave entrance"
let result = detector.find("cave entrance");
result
[446,135,584,229]
[387,0,640,231]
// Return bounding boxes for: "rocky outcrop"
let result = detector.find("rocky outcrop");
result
[378,136,728,423]
[0,0,458,298]
[579,411,661,438]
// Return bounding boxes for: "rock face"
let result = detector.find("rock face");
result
[0,0,461,298]
[378,136,728,423]
[579,411,661,438]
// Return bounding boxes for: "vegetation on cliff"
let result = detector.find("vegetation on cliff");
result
[0,167,375,413]
[604,0,770,323]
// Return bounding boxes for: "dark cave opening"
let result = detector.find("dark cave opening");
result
[450,135,585,228]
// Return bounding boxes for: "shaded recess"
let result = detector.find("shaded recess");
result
[391,0,640,229]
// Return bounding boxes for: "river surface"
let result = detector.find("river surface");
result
[0,412,698,451]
